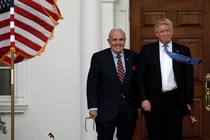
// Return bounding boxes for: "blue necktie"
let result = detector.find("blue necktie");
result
[163,45,201,65]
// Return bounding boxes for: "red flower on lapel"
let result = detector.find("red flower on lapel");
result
[132,65,136,70]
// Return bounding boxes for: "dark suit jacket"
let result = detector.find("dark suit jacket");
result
[87,48,138,122]
[137,41,194,116]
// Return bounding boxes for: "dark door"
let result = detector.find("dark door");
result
[130,0,210,139]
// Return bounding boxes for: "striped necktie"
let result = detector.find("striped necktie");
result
[117,54,125,85]
[163,44,201,65]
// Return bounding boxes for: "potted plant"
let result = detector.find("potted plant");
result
[0,114,7,134]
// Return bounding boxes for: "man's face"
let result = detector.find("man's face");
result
[107,29,126,54]
[155,24,173,44]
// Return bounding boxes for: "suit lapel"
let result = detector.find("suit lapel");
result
[124,50,132,82]
[153,42,161,76]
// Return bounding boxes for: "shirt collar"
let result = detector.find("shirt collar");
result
[159,41,172,49]
[111,49,124,58]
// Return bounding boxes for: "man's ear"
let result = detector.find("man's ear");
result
[107,39,111,45]
[155,33,158,38]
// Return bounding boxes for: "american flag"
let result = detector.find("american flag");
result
[0,0,62,65]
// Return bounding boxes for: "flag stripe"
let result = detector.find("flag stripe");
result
[37,0,59,14]
[0,39,10,48]
[0,18,10,28]
[15,33,42,51]
[14,56,25,63]
[15,4,55,31]
[12,45,34,58]
[15,13,52,35]
[0,47,10,56]
[46,0,54,5]
[0,32,10,41]
[18,0,60,21]
[45,0,63,20]
[15,40,38,56]
[15,27,44,51]
[15,20,48,42]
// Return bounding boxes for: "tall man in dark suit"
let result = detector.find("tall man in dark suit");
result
[86,28,138,140]
[137,18,194,140]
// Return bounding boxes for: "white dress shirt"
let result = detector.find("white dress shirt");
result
[159,41,177,92]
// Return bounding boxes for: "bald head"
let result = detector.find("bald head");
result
[108,28,126,40]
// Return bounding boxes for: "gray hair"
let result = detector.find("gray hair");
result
[154,18,174,33]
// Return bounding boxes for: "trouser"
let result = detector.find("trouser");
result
[96,100,136,140]
[145,90,183,140]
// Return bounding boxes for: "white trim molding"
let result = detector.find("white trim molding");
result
[101,0,130,49]
[101,0,120,49]
[0,62,27,113]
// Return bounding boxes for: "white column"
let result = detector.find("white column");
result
[115,0,130,49]
[80,0,102,140]
[101,0,119,49]
[101,0,130,49]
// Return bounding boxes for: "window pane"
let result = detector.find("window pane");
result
[0,63,11,95]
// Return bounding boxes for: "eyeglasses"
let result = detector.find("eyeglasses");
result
[85,116,95,132]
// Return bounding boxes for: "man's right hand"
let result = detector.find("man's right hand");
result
[142,100,151,112]
[89,110,98,119]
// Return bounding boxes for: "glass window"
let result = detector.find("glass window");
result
[0,63,11,95]
[0,62,27,113]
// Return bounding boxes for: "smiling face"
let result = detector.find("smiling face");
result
[155,23,174,45]
[107,29,126,54]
